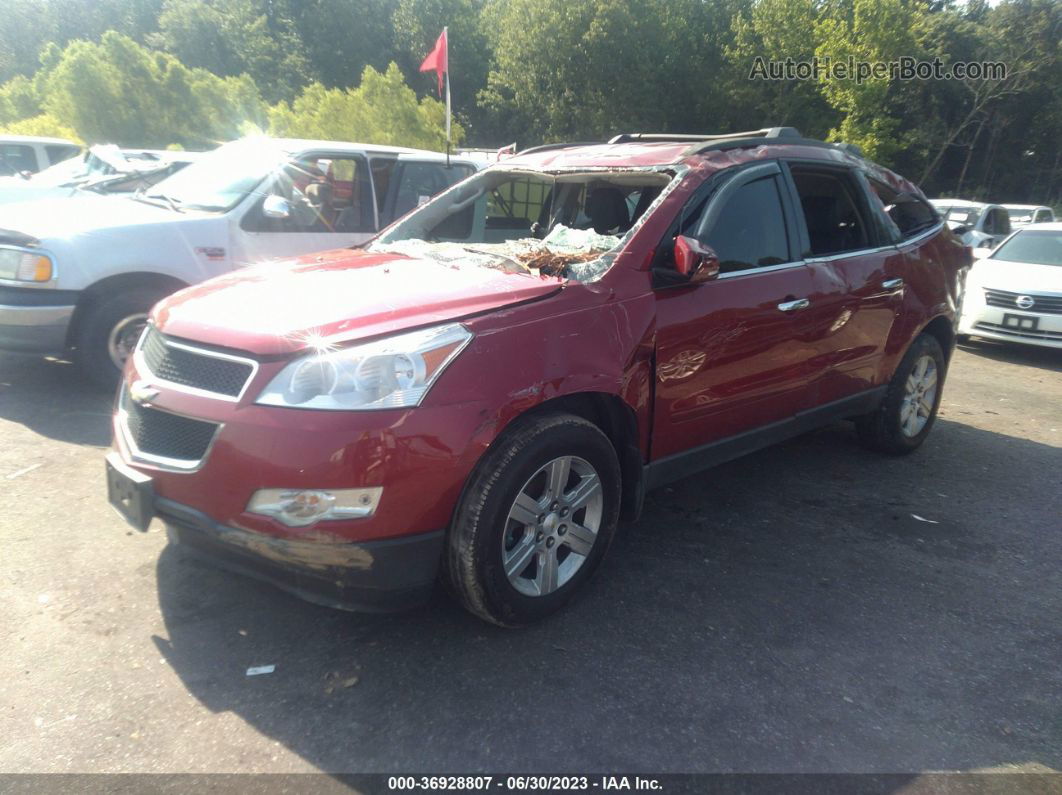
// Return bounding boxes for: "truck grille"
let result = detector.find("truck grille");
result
[122,394,220,466]
[983,288,1062,315]
[140,326,255,398]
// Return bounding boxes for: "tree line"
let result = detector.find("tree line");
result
[0,0,1059,203]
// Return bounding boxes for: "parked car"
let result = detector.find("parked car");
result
[0,135,80,175]
[0,137,476,386]
[958,222,1062,349]
[105,127,969,626]
[0,145,199,205]
[1002,204,1056,227]
[929,198,1011,249]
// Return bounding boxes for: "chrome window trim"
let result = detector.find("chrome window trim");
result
[117,390,223,473]
[897,220,945,248]
[804,243,901,264]
[134,326,259,403]
[716,260,806,280]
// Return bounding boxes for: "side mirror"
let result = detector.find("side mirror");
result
[262,194,292,220]
[673,235,720,283]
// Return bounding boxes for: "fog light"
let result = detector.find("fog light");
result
[247,487,382,527]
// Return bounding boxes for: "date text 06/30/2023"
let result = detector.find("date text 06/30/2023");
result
[387,776,663,791]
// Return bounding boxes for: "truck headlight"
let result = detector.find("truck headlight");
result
[0,248,53,283]
[256,323,472,410]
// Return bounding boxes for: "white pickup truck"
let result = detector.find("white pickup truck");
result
[0,137,476,386]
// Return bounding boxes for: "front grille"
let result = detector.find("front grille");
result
[983,288,1062,315]
[974,321,1062,342]
[123,396,220,463]
[140,326,255,398]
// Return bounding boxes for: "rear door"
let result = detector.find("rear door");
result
[651,162,843,459]
[377,159,475,227]
[783,163,904,407]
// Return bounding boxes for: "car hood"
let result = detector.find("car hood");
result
[0,194,182,241]
[969,258,1062,293]
[154,248,564,355]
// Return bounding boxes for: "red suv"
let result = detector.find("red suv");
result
[106,128,969,626]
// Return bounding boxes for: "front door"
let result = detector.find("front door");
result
[233,151,377,266]
[651,162,845,460]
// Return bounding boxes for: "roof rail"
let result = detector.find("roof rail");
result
[609,127,802,145]
[831,141,864,158]
[516,141,600,156]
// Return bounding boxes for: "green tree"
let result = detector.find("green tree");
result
[292,0,398,89]
[39,32,265,147]
[727,0,836,137]
[268,62,461,150]
[150,0,312,102]
[814,0,926,163]
[480,0,733,144]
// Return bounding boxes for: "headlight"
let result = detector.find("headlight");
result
[257,323,472,410]
[0,248,53,282]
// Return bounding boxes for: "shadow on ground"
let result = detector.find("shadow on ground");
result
[152,417,1061,774]
[0,353,112,446]
[957,338,1062,373]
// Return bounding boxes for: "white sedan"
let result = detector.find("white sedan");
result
[959,222,1062,349]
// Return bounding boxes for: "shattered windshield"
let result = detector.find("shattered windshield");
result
[371,168,675,280]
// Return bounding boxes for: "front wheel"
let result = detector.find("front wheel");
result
[444,412,621,626]
[76,287,170,390]
[855,333,946,455]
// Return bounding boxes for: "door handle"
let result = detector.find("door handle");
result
[777,298,810,312]
[882,278,904,290]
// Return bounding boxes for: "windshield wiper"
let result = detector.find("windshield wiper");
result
[133,187,183,213]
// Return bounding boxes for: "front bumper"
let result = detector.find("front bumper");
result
[159,497,444,612]
[0,301,74,353]
[959,291,1062,349]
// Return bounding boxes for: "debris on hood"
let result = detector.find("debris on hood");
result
[371,224,622,280]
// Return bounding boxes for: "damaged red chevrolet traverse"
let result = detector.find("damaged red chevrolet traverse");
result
[107,129,969,626]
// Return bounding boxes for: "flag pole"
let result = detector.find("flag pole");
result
[444,26,451,168]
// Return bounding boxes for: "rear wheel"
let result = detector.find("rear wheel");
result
[76,286,170,390]
[445,412,621,626]
[856,333,946,455]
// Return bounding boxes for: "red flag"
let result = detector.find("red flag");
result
[419,29,448,96]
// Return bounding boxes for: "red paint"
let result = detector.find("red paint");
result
[114,140,967,557]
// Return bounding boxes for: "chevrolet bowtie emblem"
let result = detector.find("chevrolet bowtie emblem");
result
[129,380,159,405]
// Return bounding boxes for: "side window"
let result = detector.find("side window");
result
[789,167,871,256]
[389,162,472,224]
[993,209,1011,236]
[1036,209,1053,224]
[982,209,996,235]
[0,144,38,175]
[696,175,790,274]
[243,154,373,233]
[45,144,80,166]
[869,180,937,241]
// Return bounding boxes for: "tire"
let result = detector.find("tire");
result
[444,412,621,627]
[76,286,169,390]
[855,333,946,455]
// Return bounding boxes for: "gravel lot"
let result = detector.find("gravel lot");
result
[1,341,1059,775]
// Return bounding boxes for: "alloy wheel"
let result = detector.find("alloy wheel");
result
[900,354,938,437]
[502,455,604,597]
